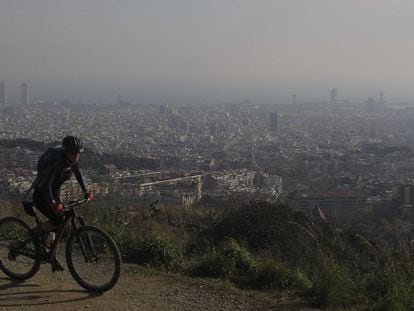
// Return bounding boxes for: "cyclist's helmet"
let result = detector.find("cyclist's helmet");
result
[62,136,83,153]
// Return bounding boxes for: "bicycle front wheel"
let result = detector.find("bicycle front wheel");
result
[0,217,41,280]
[66,226,121,292]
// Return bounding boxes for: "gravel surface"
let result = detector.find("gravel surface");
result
[0,264,316,311]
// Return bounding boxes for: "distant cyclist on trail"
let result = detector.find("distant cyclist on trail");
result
[30,136,92,272]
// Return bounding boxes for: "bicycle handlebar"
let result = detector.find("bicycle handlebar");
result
[62,198,89,212]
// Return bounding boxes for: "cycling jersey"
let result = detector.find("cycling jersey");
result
[34,145,87,206]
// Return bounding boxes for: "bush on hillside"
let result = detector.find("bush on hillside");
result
[186,238,256,278]
[108,228,182,271]
[186,238,256,279]
[221,238,256,275]
[237,258,311,291]
[185,250,234,278]
[203,202,317,269]
[132,237,183,271]
[306,257,363,308]
[366,258,414,311]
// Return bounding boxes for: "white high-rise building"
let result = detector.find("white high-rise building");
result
[21,82,29,105]
[0,82,6,105]
[270,111,280,132]
[330,88,338,105]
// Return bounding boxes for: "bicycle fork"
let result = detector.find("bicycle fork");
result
[72,216,98,263]
[77,233,98,262]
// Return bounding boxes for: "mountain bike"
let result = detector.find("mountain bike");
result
[0,198,121,292]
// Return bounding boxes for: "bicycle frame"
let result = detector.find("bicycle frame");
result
[30,199,96,262]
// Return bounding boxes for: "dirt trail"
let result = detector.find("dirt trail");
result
[0,263,315,311]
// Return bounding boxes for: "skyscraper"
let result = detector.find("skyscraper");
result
[380,92,385,104]
[209,121,218,137]
[270,111,279,132]
[21,82,29,105]
[0,82,6,105]
[330,88,338,105]
[292,94,297,105]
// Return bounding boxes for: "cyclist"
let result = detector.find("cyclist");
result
[31,135,92,272]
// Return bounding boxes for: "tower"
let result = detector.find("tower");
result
[270,111,279,132]
[330,88,338,105]
[0,82,6,105]
[292,94,297,105]
[21,82,29,105]
[209,121,218,137]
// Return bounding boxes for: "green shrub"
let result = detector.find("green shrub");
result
[307,258,361,308]
[237,258,311,290]
[131,237,183,271]
[101,223,183,271]
[294,270,313,290]
[185,237,310,292]
[186,238,257,279]
[103,226,137,257]
[204,202,317,269]
[185,250,234,278]
[372,298,406,311]
[221,238,256,275]
[367,260,414,311]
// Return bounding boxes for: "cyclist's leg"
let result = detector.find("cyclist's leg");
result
[32,191,66,271]
[33,221,56,233]
[46,219,68,272]
[32,192,64,249]
[32,191,61,232]
[39,218,65,272]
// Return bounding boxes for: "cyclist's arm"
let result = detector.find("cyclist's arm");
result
[73,163,87,194]
[44,163,62,205]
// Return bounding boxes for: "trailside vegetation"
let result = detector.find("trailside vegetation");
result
[3,197,414,310]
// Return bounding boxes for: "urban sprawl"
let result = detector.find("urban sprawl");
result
[1,83,413,223]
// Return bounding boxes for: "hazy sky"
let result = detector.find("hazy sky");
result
[1,0,414,104]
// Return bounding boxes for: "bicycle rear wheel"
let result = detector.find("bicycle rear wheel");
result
[0,217,41,280]
[66,226,121,292]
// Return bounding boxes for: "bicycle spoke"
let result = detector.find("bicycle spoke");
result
[0,217,41,280]
[72,233,114,282]
[66,226,121,292]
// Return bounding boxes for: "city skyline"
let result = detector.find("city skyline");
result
[0,80,397,106]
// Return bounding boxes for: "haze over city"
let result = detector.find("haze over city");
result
[4,1,414,309]
[1,0,414,104]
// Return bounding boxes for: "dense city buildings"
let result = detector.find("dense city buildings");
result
[1,96,414,221]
